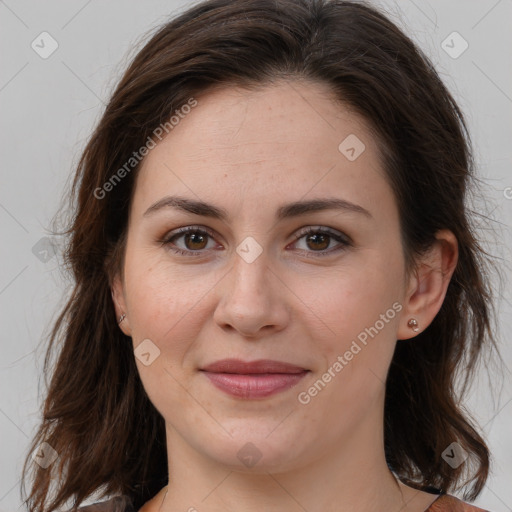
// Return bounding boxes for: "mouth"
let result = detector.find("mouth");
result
[199,359,310,399]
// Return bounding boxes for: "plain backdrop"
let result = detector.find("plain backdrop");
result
[1,1,511,511]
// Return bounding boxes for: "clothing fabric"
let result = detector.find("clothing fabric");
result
[70,492,490,511]
[69,495,134,512]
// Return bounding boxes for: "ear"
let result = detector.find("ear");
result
[397,229,458,340]
[111,272,132,337]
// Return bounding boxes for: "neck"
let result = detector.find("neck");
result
[158,409,415,512]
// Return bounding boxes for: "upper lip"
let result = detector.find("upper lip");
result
[201,359,308,374]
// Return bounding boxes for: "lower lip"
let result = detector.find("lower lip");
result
[202,371,308,399]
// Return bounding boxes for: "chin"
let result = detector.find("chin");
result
[200,424,311,473]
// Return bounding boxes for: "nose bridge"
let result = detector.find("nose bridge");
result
[230,239,271,299]
[213,238,286,336]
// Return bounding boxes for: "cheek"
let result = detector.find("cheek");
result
[123,249,204,338]
[124,258,202,411]
[294,273,399,430]
[292,256,403,407]
[295,261,401,341]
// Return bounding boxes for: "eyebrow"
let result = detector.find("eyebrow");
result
[143,195,372,221]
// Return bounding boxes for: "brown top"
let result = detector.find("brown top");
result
[71,493,490,511]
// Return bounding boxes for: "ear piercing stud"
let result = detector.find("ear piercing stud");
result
[118,313,126,324]
[407,318,419,332]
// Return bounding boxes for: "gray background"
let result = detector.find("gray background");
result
[1,0,511,511]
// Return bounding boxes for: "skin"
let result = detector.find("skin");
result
[111,80,458,512]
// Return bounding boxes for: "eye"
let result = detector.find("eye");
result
[289,226,351,257]
[159,225,351,257]
[159,226,220,256]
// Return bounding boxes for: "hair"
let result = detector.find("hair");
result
[21,0,502,511]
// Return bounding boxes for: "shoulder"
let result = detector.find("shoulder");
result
[428,494,491,512]
[67,495,136,512]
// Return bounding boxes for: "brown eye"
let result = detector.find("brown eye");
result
[183,231,208,250]
[161,227,218,256]
[305,232,330,251]
[161,226,350,258]
[291,227,351,257]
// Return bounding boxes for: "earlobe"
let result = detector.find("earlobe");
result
[110,274,132,336]
[397,230,458,341]
[406,318,420,332]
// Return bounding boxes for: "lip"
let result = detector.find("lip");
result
[201,358,307,374]
[200,359,309,399]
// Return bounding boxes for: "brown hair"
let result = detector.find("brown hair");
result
[21,1,502,511]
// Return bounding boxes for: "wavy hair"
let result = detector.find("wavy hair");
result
[21,1,501,511]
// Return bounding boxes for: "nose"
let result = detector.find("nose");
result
[213,248,290,338]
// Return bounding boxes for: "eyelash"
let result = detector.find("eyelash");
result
[159,225,352,258]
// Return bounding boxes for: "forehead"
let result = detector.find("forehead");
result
[131,80,393,223]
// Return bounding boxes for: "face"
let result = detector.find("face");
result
[113,80,413,473]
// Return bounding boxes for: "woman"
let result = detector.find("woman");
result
[21,0,500,511]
